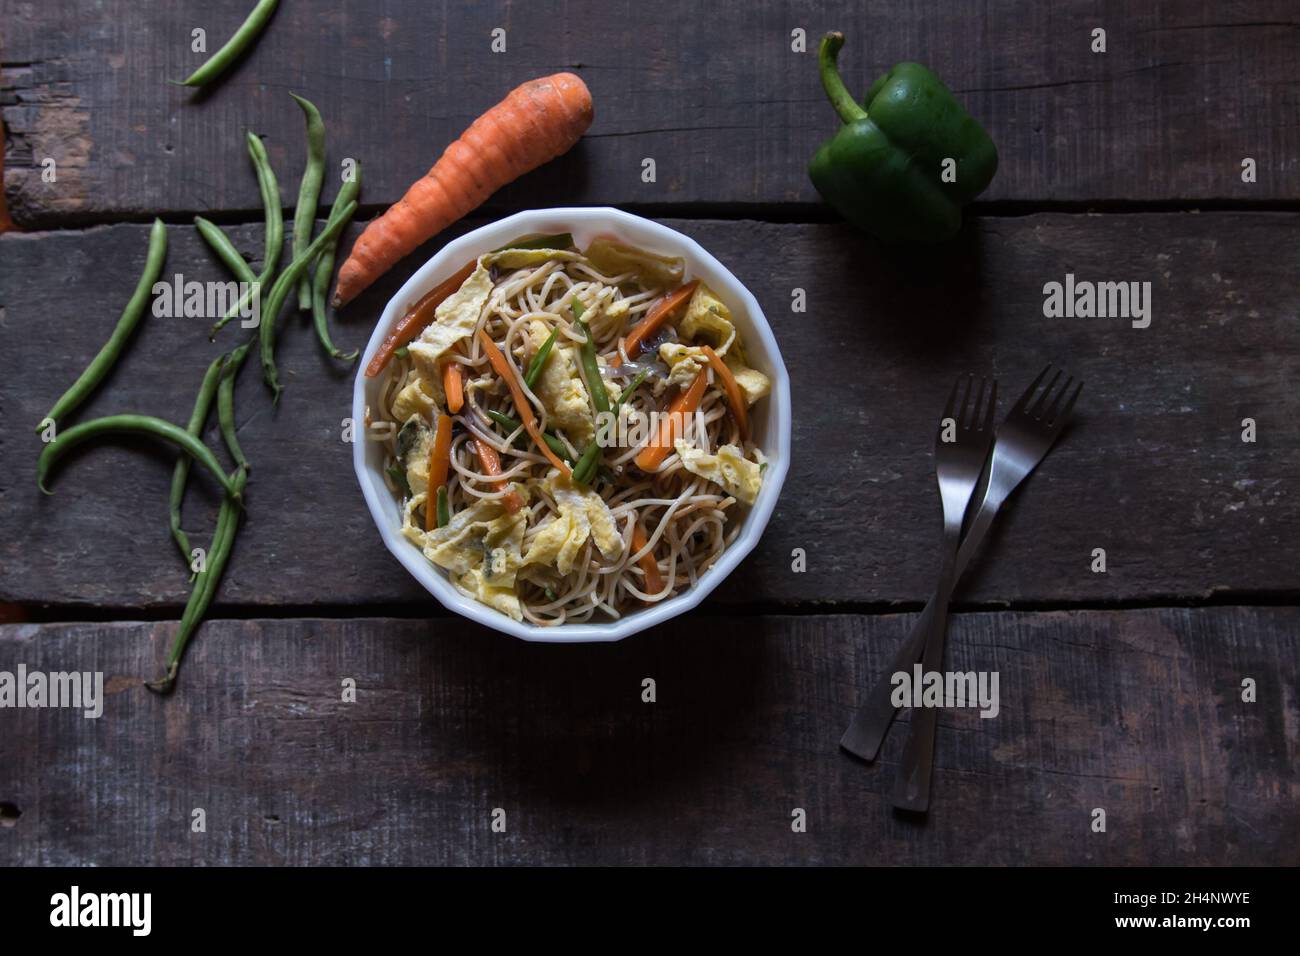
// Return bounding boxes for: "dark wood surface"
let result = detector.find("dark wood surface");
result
[1,1,1297,866]
[4,1,1300,226]
[1,607,1295,866]
[3,213,1298,610]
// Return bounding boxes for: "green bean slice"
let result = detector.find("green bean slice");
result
[37,218,167,431]
[485,410,573,463]
[176,0,280,89]
[259,200,356,400]
[524,326,558,389]
[290,93,326,311]
[436,486,450,529]
[38,414,240,500]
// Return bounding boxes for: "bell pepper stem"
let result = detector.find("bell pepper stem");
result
[819,32,869,125]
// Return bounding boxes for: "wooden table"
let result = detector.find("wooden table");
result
[2,1,1297,865]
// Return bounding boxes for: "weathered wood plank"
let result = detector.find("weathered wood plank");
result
[2,213,1298,610]
[4,1,1299,226]
[0,607,1294,865]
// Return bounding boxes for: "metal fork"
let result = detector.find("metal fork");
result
[891,365,1083,813]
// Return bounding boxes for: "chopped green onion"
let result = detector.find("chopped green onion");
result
[387,464,411,497]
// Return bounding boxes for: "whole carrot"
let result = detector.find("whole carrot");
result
[332,72,593,306]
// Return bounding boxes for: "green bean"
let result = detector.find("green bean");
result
[218,343,252,470]
[491,232,574,253]
[175,0,280,89]
[211,133,283,337]
[147,466,247,694]
[571,440,602,486]
[194,216,257,287]
[290,93,326,311]
[259,200,357,400]
[169,355,226,568]
[436,486,450,529]
[576,317,610,416]
[37,219,167,432]
[613,368,651,411]
[38,414,240,500]
[485,410,573,463]
[524,326,558,389]
[309,164,361,362]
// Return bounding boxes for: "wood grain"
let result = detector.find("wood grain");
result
[4,1,1299,225]
[0,607,1294,865]
[2,213,1298,611]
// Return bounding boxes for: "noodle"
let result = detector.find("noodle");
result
[373,238,771,625]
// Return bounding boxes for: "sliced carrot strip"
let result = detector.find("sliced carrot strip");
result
[443,360,464,413]
[473,439,524,514]
[365,260,476,378]
[701,345,749,442]
[425,414,453,532]
[476,329,572,478]
[635,369,708,472]
[631,522,664,599]
[611,279,699,368]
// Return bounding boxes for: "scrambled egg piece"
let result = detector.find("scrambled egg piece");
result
[392,375,437,423]
[408,260,494,406]
[402,497,529,620]
[528,320,595,444]
[674,439,763,505]
[585,238,685,288]
[658,343,708,389]
[724,353,771,406]
[680,283,738,354]
[397,420,436,496]
[523,471,624,573]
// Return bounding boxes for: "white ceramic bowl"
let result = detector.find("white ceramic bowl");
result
[353,207,791,642]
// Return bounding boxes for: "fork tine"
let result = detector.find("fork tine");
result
[1042,374,1074,422]
[1027,368,1063,418]
[1011,364,1052,415]
[957,374,973,427]
[942,375,963,421]
[1053,379,1084,427]
[966,376,986,429]
[982,378,998,431]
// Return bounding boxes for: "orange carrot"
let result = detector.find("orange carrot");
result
[635,369,708,472]
[365,260,476,378]
[473,439,524,514]
[630,522,664,599]
[425,414,453,532]
[443,359,465,413]
[334,73,594,306]
[701,345,749,441]
[476,329,572,478]
[612,280,698,368]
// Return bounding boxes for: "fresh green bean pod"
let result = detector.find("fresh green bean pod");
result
[194,216,257,285]
[290,93,326,311]
[169,355,227,567]
[259,200,357,400]
[218,342,252,470]
[147,465,247,694]
[37,219,168,431]
[38,414,240,500]
[524,326,559,389]
[212,133,283,337]
[176,0,280,89]
[309,164,361,361]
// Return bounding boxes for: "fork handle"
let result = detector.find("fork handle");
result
[892,598,951,812]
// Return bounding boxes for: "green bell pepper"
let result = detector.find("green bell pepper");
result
[809,32,998,242]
